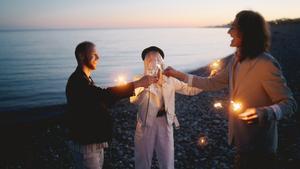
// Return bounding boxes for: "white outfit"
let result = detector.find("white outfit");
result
[131,76,202,169]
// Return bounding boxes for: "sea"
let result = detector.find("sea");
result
[0,28,234,113]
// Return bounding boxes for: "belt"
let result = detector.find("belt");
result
[156,110,166,117]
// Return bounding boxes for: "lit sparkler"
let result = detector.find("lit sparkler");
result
[209,59,221,76]
[210,59,221,70]
[230,101,243,113]
[213,102,223,109]
[197,135,208,148]
[115,75,127,85]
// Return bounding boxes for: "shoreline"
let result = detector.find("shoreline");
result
[1,23,299,169]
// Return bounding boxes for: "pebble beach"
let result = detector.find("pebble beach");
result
[1,22,300,169]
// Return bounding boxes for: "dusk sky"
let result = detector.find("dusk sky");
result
[0,0,299,29]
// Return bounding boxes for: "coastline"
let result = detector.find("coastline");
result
[1,23,299,169]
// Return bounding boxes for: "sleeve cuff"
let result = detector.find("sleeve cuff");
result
[270,104,282,120]
[187,74,193,86]
[257,107,275,125]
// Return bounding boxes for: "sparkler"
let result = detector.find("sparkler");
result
[197,134,208,148]
[210,59,221,70]
[209,59,221,76]
[115,75,127,85]
[230,101,243,113]
[213,100,243,114]
[213,102,223,109]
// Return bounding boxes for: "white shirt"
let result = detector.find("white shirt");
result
[131,76,202,127]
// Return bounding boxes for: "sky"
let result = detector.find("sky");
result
[0,0,299,29]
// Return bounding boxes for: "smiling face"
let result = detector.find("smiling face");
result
[85,46,100,70]
[228,19,242,48]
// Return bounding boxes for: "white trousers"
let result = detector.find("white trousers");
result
[135,116,174,169]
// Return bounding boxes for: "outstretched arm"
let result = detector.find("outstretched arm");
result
[163,64,230,91]
[98,75,158,106]
[171,76,202,95]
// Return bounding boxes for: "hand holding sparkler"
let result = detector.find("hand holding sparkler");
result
[163,66,176,77]
[163,66,187,83]
[213,100,258,124]
[238,108,258,124]
[230,101,258,124]
[133,75,158,88]
[209,59,221,77]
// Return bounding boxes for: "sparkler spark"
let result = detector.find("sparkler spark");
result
[197,135,208,148]
[156,64,162,70]
[115,75,127,85]
[210,59,221,70]
[209,59,221,76]
[213,102,223,109]
[231,101,243,112]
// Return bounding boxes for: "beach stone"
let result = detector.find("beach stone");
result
[3,23,300,169]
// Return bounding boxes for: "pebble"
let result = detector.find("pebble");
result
[3,24,300,169]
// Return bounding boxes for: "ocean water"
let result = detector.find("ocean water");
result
[0,28,234,112]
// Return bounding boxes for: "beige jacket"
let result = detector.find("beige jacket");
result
[131,76,202,127]
[188,52,297,152]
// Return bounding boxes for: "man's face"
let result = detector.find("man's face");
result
[228,19,242,47]
[85,46,100,70]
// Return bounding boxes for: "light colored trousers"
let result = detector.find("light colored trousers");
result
[67,141,107,169]
[135,116,174,169]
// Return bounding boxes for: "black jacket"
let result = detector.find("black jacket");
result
[65,67,134,145]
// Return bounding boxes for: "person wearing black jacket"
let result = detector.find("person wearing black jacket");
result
[65,41,157,169]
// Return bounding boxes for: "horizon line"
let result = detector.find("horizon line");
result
[1,17,298,32]
[0,26,213,32]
